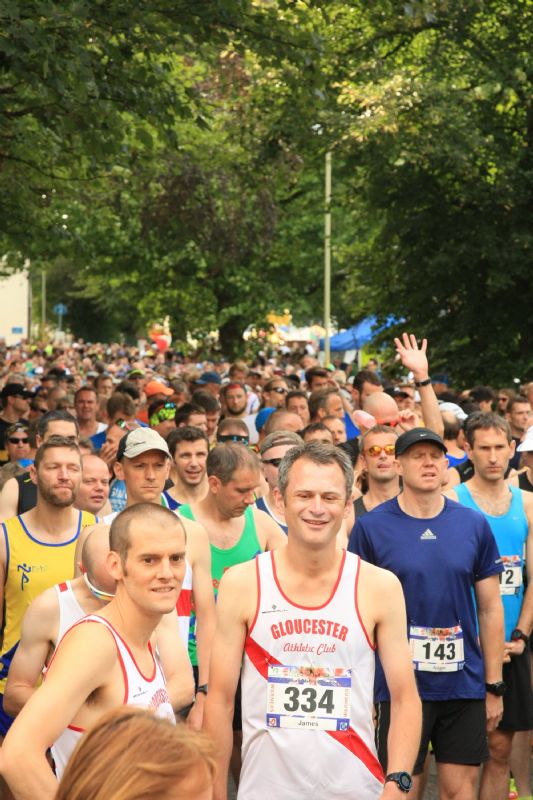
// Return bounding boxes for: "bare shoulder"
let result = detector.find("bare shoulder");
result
[50,618,117,673]
[179,515,209,563]
[218,559,258,617]
[522,490,533,515]
[24,585,60,629]
[443,486,459,501]
[358,558,402,595]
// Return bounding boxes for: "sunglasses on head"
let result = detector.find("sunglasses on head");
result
[365,444,396,457]
[9,437,29,445]
[149,403,176,426]
[217,434,249,444]
[271,387,288,395]
[262,457,283,467]
[375,419,399,427]
[114,418,135,431]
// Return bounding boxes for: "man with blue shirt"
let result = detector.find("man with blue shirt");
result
[446,412,533,800]
[349,427,505,800]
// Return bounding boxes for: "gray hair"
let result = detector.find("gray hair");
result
[260,430,303,456]
[278,442,353,500]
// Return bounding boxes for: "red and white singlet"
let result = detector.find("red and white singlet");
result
[54,581,85,643]
[239,550,384,800]
[50,615,175,780]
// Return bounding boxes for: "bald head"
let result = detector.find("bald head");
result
[81,525,116,596]
[363,392,399,423]
[263,410,303,436]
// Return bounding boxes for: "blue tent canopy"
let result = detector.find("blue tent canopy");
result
[320,316,397,352]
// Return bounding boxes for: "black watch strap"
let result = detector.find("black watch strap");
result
[196,683,208,696]
[385,772,413,793]
[485,681,506,696]
[511,628,529,645]
[414,377,431,388]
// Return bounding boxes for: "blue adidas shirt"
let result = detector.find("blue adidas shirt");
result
[348,496,502,701]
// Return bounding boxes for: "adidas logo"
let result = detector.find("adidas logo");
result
[420,529,437,541]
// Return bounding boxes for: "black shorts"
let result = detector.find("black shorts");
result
[191,665,242,732]
[376,699,489,775]
[500,648,533,732]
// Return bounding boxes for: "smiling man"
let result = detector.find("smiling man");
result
[205,442,421,800]
[350,428,505,800]
[0,504,186,799]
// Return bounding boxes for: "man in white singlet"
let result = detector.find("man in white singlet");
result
[205,442,421,800]
[0,503,188,800]
[2,526,193,719]
[76,426,215,730]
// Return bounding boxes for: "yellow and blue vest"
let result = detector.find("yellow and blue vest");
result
[0,510,95,693]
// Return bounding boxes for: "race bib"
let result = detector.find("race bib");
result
[410,625,465,672]
[499,555,522,596]
[266,665,351,732]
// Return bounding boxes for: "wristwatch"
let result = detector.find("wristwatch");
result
[414,377,431,388]
[485,681,506,696]
[511,628,529,646]
[384,772,413,793]
[196,683,208,696]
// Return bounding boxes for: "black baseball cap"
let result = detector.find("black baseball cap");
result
[395,428,447,457]
[1,384,33,400]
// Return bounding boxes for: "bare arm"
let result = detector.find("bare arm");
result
[370,568,422,780]
[0,524,6,636]
[3,591,58,716]
[204,564,254,800]
[253,508,287,551]
[513,494,533,637]
[394,333,444,437]
[0,478,19,523]
[155,609,195,712]
[0,624,116,800]
[474,575,505,731]
[181,518,216,729]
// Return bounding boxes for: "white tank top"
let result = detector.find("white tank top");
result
[51,615,175,780]
[54,581,85,643]
[239,551,384,800]
[101,510,192,648]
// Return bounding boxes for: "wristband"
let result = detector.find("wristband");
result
[196,683,208,696]
[414,378,431,387]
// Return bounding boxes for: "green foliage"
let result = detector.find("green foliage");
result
[1,1,532,381]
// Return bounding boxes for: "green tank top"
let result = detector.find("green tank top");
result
[179,504,262,666]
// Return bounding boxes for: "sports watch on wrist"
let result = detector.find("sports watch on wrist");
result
[485,681,506,696]
[414,377,431,387]
[511,628,529,646]
[384,772,413,793]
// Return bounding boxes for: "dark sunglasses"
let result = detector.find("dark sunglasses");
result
[262,457,283,467]
[9,437,29,445]
[271,387,288,395]
[217,434,249,444]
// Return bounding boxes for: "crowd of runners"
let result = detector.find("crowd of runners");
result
[0,333,532,799]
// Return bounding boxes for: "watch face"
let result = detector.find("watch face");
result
[399,773,412,790]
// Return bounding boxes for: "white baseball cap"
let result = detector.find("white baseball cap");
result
[517,426,533,453]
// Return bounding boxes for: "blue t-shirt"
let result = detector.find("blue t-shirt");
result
[348,496,502,701]
[455,483,528,640]
[108,479,127,513]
